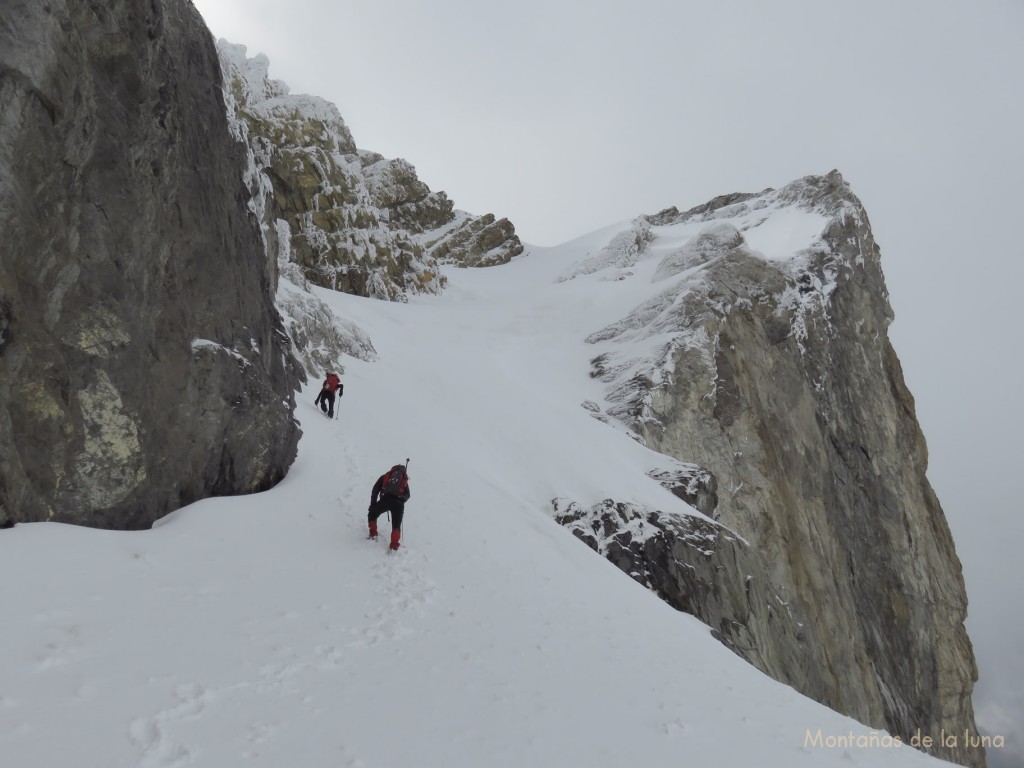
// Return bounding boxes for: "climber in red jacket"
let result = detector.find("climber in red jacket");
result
[313,372,343,418]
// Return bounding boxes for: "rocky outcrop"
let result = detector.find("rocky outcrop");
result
[215,42,524,302]
[577,172,982,766]
[557,218,653,282]
[277,268,377,379]
[551,497,831,704]
[647,464,719,518]
[0,0,302,529]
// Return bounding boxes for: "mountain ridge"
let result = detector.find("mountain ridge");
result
[215,40,524,303]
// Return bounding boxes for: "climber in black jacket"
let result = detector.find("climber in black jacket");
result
[368,463,411,550]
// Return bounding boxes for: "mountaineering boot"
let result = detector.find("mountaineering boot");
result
[368,520,378,540]
[389,529,401,551]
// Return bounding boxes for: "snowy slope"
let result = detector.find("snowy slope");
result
[0,231,954,767]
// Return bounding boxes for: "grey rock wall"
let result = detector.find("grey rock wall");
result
[0,0,302,529]
[551,497,832,702]
[582,172,982,766]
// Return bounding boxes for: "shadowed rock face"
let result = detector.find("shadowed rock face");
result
[0,0,302,529]
[575,172,983,766]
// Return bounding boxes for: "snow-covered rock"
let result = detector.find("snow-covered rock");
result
[556,217,653,282]
[215,41,524,303]
[571,170,981,767]
[549,496,826,705]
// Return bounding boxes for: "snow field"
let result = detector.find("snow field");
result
[0,221,955,767]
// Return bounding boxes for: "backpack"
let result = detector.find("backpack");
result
[325,373,340,392]
[381,465,408,498]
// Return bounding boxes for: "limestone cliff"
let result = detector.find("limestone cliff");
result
[551,496,833,703]
[568,172,982,766]
[215,42,524,302]
[0,0,303,529]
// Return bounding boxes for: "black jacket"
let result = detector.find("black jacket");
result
[371,471,411,504]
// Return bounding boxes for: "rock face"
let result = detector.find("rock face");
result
[276,262,377,378]
[0,0,303,529]
[573,172,982,766]
[551,497,832,703]
[215,42,524,302]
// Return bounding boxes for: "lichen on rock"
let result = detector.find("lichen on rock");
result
[72,371,146,509]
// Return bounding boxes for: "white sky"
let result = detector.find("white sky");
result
[191,0,1023,761]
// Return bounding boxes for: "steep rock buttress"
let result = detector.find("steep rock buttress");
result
[0,0,302,528]
[574,172,982,767]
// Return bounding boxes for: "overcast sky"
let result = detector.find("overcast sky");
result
[191,0,1023,762]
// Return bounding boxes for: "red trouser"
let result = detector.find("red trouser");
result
[369,497,405,547]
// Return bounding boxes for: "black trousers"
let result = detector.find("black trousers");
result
[316,390,336,416]
[369,496,405,530]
